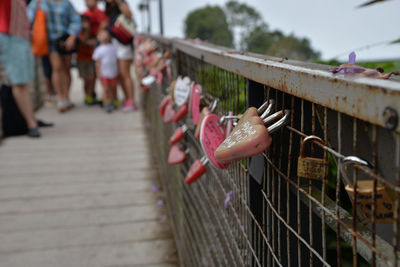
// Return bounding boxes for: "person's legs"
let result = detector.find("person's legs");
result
[118,59,137,112]
[118,59,133,101]
[101,78,113,113]
[49,52,68,102]
[84,76,95,96]
[42,55,56,102]
[12,84,37,129]
[62,54,72,99]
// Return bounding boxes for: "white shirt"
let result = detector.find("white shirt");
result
[92,44,118,79]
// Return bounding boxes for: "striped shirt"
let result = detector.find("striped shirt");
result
[0,0,30,40]
[27,0,81,42]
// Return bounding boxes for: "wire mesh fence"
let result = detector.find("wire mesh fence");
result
[142,36,400,267]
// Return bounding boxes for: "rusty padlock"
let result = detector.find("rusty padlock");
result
[341,156,398,224]
[297,135,329,180]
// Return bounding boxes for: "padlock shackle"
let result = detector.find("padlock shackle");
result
[219,115,239,125]
[200,155,209,165]
[340,156,374,186]
[260,99,275,120]
[181,124,188,133]
[299,135,325,158]
[264,110,291,134]
[257,99,273,115]
[209,98,219,113]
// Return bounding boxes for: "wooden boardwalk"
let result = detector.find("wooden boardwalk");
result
[0,73,178,267]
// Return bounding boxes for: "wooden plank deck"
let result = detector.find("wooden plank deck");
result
[0,72,178,267]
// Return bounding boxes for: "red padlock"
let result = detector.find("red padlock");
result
[168,125,188,145]
[163,101,176,123]
[168,145,187,165]
[172,104,188,122]
[185,157,208,184]
[159,95,171,116]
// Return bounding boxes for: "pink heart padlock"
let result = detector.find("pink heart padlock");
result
[163,101,176,123]
[185,113,230,185]
[168,125,188,145]
[172,104,188,122]
[168,145,187,165]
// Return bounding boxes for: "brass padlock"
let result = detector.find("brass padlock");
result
[341,156,398,223]
[297,135,329,180]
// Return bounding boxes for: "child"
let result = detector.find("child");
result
[92,30,118,113]
[77,15,97,105]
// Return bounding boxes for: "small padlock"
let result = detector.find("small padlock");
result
[297,135,329,180]
[185,156,208,184]
[159,95,171,116]
[172,104,188,122]
[168,125,188,145]
[341,156,398,224]
[168,145,188,165]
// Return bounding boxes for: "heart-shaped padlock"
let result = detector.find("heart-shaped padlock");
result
[168,145,188,165]
[172,104,188,122]
[185,157,208,184]
[214,109,290,163]
[185,113,230,184]
[159,95,172,116]
[191,84,201,124]
[169,125,188,145]
[163,101,176,123]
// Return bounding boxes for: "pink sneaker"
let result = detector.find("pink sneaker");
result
[123,100,139,112]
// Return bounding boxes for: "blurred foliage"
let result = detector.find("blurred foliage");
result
[266,35,321,61]
[241,25,283,54]
[224,0,262,30]
[184,6,233,47]
[183,0,320,61]
[197,65,246,114]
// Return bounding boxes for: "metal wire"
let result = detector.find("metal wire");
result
[142,37,400,267]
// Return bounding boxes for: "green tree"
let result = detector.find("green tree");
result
[241,25,283,54]
[266,35,321,61]
[224,0,263,48]
[184,6,233,47]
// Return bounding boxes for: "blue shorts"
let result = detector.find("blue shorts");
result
[0,33,34,85]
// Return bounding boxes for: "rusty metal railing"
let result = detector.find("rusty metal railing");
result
[141,35,400,267]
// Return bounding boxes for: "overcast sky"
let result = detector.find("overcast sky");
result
[70,0,400,61]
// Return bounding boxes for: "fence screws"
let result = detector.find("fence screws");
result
[383,107,398,130]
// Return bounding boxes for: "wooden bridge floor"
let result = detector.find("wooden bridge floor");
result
[0,73,178,267]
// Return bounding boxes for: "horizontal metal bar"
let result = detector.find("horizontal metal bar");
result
[171,38,400,132]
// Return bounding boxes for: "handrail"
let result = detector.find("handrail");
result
[169,38,400,132]
[143,34,400,132]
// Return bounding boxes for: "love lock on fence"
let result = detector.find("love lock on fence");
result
[185,113,229,184]
[168,145,189,165]
[297,135,329,180]
[214,109,290,164]
[341,156,398,224]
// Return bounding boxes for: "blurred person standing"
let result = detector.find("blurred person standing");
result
[77,15,98,105]
[0,0,41,137]
[105,0,138,112]
[92,30,118,113]
[27,0,81,113]
[77,0,108,105]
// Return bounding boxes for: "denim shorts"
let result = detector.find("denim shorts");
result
[0,33,34,85]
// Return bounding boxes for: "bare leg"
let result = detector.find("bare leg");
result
[102,83,112,104]
[62,55,72,99]
[84,75,95,97]
[118,59,134,101]
[49,52,68,102]
[12,84,37,129]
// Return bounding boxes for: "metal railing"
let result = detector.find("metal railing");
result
[141,35,400,267]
